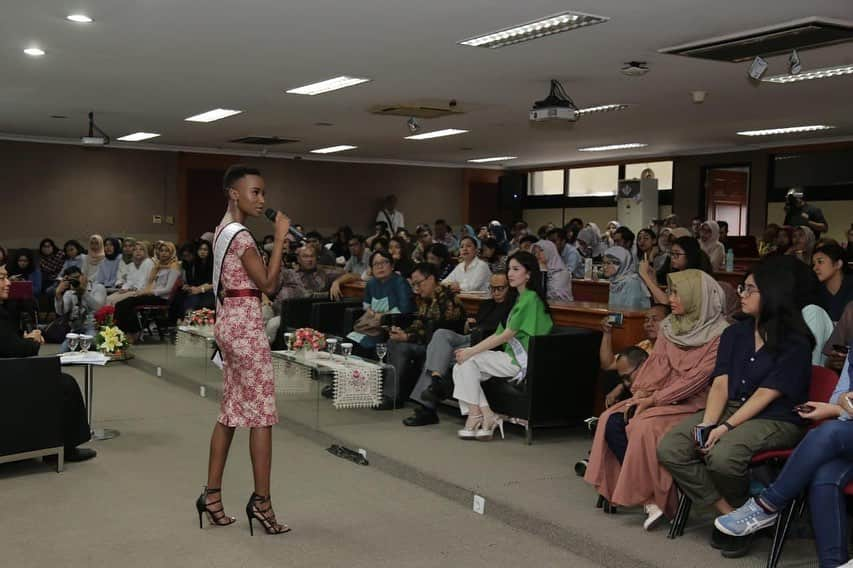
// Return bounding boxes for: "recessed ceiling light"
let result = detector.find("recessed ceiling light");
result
[459,11,609,49]
[576,104,631,115]
[405,128,469,140]
[117,132,160,142]
[67,14,93,23]
[184,108,243,123]
[24,47,45,57]
[309,145,357,154]
[763,64,853,84]
[286,76,371,96]
[467,156,517,163]
[577,143,647,152]
[736,125,835,136]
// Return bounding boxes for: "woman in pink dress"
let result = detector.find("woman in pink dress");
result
[196,165,292,536]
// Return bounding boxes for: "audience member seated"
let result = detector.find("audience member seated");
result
[788,225,816,264]
[658,258,813,558]
[825,303,853,372]
[0,265,96,462]
[329,235,371,300]
[81,234,107,281]
[577,224,606,262]
[546,227,582,279]
[60,239,86,277]
[365,221,392,250]
[604,220,620,248]
[664,214,680,230]
[394,227,412,244]
[698,221,725,272]
[370,236,389,252]
[53,266,107,351]
[812,242,852,321]
[637,229,663,280]
[613,226,638,266]
[108,241,154,305]
[377,194,405,234]
[0,245,6,270]
[404,272,515,426]
[377,262,466,409]
[487,220,510,254]
[179,239,214,313]
[714,356,850,567]
[599,303,670,407]
[114,241,181,342]
[451,251,553,441]
[758,224,779,257]
[639,235,712,306]
[388,236,414,278]
[772,226,793,257]
[533,239,573,301]
[690,216,703,238]
[330,226,353,260]
[433,219,459,253]
[94,237,122,289]
[38,238,65,285]
[8,248,42,296]
[425,243,455,281]
[785,255,834,365]
[604,247,650,309]
[718,220,729,248]
[585,270,729,529]
[411,226,433,263]
[507,220,529,253]
[480,238,507,274]
[305,232,337,266]
[346,250,414,350]
[442,235,491,293]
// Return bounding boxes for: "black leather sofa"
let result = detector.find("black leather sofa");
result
[0,357,65,471]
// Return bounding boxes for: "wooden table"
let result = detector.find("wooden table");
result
[571,279,610,303]
[713,270,747,288]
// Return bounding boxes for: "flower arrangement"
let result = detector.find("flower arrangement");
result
[94,305,117,327]
[186,308,215,327]
[292,328,325,351]
[95,325,129,355]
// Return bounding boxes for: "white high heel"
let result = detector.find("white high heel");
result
[476,415,505,441]
[458,414,484,440]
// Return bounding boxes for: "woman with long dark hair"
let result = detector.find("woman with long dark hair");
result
[181,240,215,312]
[659,256,814,557]
[425,242,455,281]
[331,226,353,260]
[9,248,42,296]
[388,236,414,278]
[640,235,712,306]
[198,165,291,536]
[451,251,553,441]
[813,242,853,321]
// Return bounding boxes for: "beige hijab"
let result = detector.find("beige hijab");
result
[660,269,729,347]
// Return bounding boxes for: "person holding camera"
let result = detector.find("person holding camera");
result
[54,265,106,352]
[783,188,828,239]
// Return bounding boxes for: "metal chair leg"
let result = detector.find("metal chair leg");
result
[766,499,798,568]
[668,490,691,539]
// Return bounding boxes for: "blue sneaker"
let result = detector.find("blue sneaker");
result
[714,497,778,537]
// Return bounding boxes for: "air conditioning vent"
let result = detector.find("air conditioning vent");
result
[229,136,299,145]
[659,17,853,62]
[370,101,465,119]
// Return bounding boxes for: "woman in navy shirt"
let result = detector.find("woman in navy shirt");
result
[813,242,853,321]
[658,256,814,557]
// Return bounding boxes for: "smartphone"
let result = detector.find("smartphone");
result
[607,312,624,327]
[793,404,815,414]
[693,425,715,448]
[832,344,850,354]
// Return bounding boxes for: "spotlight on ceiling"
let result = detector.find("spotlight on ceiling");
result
[748,56,768,81]
[789,49,802,75]
[406,117,420,134]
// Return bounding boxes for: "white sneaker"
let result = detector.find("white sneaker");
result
[643,503,666,530]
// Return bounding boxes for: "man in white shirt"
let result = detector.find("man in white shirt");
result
[376,194,405,234]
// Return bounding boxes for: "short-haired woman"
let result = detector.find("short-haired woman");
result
[451,251,553,441]
[442,235,491,293]
[813,242,853,321]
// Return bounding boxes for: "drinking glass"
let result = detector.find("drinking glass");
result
[341,342,353,359]
[80,334,93,353]
[284,332,294,351]
[66,333,80,352]
[326,338,338,357]
[375,343,388,364]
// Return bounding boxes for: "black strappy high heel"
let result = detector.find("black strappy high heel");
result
[195,486,236,528]
[246,492,291,536]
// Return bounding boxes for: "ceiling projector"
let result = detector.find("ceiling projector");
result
[81,111,110,146]
[81,136,107,145]
[529,79,578,123]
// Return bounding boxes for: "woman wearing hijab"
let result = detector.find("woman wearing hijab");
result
[94,237,123,289]
[604,247,650,309]
[81,234,106,281]
[114,241,182,341]
[788,225,816,265]
[577,224,605,262]
[585,269,729,529]
[533,239,573,301]
[488,221,510,255]
[605,220,621,248]
[698,221,726,272]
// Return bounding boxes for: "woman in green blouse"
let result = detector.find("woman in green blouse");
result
[452,251,553,441]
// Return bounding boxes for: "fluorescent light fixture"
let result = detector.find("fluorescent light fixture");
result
[24,47,45,57]
[577,143,647,152]
[286,76,371,95]
[576,104,631,115]
[459,11,609,49]
[405,128,468,140]
[737,125,834,136]
[309,145,357,154]
[467,156,517,163]
[763,63,853,84]
[67,14,93,23]
[117,132,160,142]
[184,108,243,123]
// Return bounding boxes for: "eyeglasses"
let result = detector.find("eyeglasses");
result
[737,284,760,297]
[669,252,686,258]
[489,285,508,292]
[603,260,620,267]
[410,278,427,289]
[371,260,390,268]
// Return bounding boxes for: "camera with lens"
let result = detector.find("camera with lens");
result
[785,188,803,210]
[68,278,81,288]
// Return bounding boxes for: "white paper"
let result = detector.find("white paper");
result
[60,352,110,366]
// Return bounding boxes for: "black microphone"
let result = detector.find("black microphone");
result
[264,208,305,241]
[20,312,34,334]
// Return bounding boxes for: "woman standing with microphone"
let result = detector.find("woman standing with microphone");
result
[196,165,291,535]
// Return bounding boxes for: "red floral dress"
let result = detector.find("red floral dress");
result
[214,226,278,427]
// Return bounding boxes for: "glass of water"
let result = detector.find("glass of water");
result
[284,332,294,351]
[79,334,93,353]
[375,343,387,364]
[341,342,353,359]
[66,333,80,352]
[326,338,338,357]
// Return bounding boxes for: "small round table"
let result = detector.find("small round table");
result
[60,353,120,441]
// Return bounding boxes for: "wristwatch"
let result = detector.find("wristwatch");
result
[721,420,735,431]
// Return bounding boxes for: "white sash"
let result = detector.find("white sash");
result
[212,222,248,305]
[506,336,528,383]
